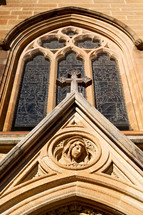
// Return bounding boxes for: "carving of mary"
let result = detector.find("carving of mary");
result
[57,137,92,165]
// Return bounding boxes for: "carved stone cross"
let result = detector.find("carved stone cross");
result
[56,71,92,93]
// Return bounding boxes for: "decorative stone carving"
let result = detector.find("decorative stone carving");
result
[46,204,110,215]
[56,70,92,94]
[40,131,104,173]
[56,51,86,104]
[53,136,97,168]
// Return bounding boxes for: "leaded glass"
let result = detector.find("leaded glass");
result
[76,38,100,49]
[42,38,66,49]
[13,54,50,130]
[92,53,129,129]
[56,51,85,104]
[64,30,77,36]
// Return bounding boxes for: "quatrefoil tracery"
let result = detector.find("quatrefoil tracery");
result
[24,26,111,58]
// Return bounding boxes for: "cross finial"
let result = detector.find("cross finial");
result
[56,71,92,94]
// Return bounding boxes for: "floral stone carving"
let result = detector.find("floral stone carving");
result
[53,136,97,168]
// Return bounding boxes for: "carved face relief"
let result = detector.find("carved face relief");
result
[71,142,83,159]
[53,136,98,169]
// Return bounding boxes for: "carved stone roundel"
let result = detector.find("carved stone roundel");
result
[53,136,97,169]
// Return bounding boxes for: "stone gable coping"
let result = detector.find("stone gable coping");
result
[0,92,143,182]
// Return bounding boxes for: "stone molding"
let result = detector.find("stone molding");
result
[1,7,143,131]
[0,7,143,50]
[3,25,131,130]
[1,23,143,131]
[0,174,142,214]
[1,92,143,178]
[0,92,143,214]
[41,131,103,172]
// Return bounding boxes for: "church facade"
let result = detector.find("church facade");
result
[0,1,143,215]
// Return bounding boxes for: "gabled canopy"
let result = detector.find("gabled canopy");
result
[0,92,142,174]
[0,92,143,214]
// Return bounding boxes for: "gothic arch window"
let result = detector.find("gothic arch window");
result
[13,53,50,130]
[56,50,85,105]
[4,26,129,131]
[92,53,129,130]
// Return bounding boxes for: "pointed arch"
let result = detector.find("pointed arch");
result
[1,7,143,131]
[0,91,143,215]
[0,174,142,215]
[91,52,129,130]
[12,53,50,130]
[0,7,143,50]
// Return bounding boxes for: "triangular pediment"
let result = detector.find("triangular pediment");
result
[0,92,142,188]
[0,92,143,214]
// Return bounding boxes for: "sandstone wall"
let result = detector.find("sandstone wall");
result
[0,0,143,40]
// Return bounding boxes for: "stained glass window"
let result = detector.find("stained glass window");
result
[76,38,100,49]
[11,27,129,131]
[42,38,66,49]
[92,53,129,130]
[13,54,50,130]
[56,51,85,104]
[64,30,77,36]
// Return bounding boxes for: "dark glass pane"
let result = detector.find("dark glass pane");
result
[64,30,77,36]
[92,53,129,130]
[0,0,6,5]
[42,38,66,49]
[76,38,100,49]
[56,51,85,104]
[13,54,50,130]
[46,203,110,215]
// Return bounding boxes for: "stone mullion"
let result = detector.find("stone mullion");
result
[84,53,95,106]
[47,57,57,113]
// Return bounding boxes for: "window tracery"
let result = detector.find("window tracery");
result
[63,28,78,36]
[8,26,129,130]
[41,37,66,49]
[76,37,100,49]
